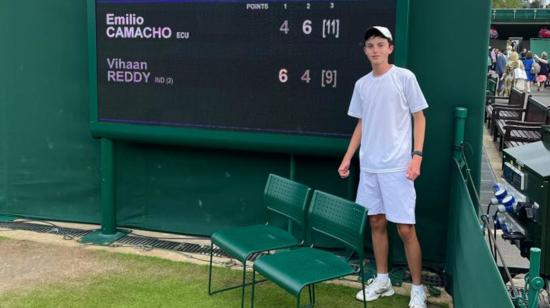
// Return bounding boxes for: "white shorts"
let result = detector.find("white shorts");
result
[355,170,417,224]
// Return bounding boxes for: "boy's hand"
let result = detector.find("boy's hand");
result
[338,159,351,179]
[406,156,422,181]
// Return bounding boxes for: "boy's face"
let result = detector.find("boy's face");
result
[363,36,393,66]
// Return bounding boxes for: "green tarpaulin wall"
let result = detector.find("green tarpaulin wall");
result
[0,0,491,275]
[447,160,513,307]
[530,38,550,58]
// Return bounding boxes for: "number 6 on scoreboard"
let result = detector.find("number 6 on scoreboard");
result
[302,20,312,35]
[279,68,289,83]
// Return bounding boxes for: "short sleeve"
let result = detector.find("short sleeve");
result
[404,73,429,113]
[347,82,363,119]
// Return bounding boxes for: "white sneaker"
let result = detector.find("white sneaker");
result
[409,288,427,308]
[355,278,395,302]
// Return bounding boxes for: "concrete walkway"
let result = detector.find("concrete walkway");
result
[481,125,530,269]
[529,82,550,107]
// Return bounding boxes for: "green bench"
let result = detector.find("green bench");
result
[486,88,528,140]
[495,97,550,149]
[208,174,311,308]
[251,190,368,308]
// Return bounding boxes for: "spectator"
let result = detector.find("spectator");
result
[534,51,549,92]
[496,49,507,91]
[520,49,527,61]
[491,48,497,70]
[500,52,525,96]
[523,51,535,93]
[488,47,494,72]
[505,45,513,57]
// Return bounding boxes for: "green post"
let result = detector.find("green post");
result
[289,154,296,180]
[453,107,468,162]
[288,154,296,234]
[80,138,129,245]
[527,247,544,308]
[100,138,116,234]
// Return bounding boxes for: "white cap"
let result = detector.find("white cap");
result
[364,26,393,42]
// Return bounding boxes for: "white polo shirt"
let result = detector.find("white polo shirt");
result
[347,65,428,173]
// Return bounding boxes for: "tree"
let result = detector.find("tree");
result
[492,0,524,8]
[530,0,541,8]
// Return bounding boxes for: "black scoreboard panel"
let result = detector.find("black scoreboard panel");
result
[96,0,396,137]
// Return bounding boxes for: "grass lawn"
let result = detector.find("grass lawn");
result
[0,250,412,307]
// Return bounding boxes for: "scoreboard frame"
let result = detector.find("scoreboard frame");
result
[87,0,410,156]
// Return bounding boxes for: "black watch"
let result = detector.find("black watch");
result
[412,150,423,158]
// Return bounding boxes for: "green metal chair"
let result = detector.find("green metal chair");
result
[250,190,368,308]
[208,174,312,308]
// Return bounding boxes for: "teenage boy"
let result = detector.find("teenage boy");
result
[338,26,428,308]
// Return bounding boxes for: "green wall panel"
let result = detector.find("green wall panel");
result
[530,38,550,58]
[0,0,100,222]
[406,0,490,266]
[447,161,513,307]
[114,143,290,235]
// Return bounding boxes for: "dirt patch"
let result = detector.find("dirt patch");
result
[0,239,121,294]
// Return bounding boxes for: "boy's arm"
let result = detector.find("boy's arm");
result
[338,119,362,179]
[407,111,426,181]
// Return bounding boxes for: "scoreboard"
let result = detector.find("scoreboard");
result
[89,0,407,154]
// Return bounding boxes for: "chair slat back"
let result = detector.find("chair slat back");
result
[510,88,526,107]
[486,78,497,96]
[307,191,367,258]
[525,97,547,122]
[264,174,311,228]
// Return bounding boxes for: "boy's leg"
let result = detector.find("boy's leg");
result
[378,172,427,307]
[356,171,388,273]
[355,214,394,302]
[398,224,427,307]
[355,173,394,302]
[396,224,422,284]
[370,214,389,274]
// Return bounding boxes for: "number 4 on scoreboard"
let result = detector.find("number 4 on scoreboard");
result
[280,20,289,34]
[301,70,311,83]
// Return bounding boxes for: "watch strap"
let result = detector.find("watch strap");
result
[412,150,423,157]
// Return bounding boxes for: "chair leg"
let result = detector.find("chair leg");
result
[251,269,256,308]
[209,245,256,305]
[312,284,316,305]
[304,285,316,307]
[208,241,214,295]
[360,264,367,308]
[241,260,247,308]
